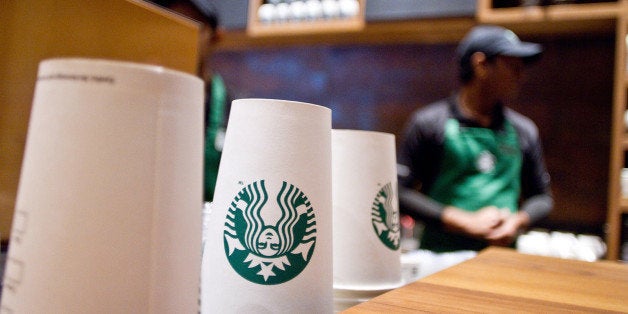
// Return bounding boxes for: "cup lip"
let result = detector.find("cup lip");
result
[232,98,331,112]
[40,57,200,81]
[332,128,394,138]
[333,280,405,292]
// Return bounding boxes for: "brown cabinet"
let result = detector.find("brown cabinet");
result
[0,0,201,243]
[608,9,628,261]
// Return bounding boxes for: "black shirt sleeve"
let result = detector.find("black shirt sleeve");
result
[505,108,553,224]
[398,101,449,222]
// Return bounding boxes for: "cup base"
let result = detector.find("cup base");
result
[332,282,404,312]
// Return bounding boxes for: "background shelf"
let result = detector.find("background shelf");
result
[247,0,366,37]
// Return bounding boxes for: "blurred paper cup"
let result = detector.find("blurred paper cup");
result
[331,130,403,295]
[201,99,332,313]
[0,58,204,313]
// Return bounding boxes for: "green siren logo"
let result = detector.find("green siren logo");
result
[224,180,317,285]
[371,182,400,250]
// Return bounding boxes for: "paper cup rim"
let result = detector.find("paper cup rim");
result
[332,128,395,139]
[333,280,405,292]
[232,98,331,113]
[39,57,201,82]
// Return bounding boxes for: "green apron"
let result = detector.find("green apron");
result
[421,118,522,252]
[204,74,227,202]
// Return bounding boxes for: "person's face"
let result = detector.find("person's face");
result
[257,227,280,256]
[488,55,525,103]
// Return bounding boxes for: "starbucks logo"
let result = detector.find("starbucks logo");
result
[476,150,496,173]
[371,182,400,250]
[223,180,317,285]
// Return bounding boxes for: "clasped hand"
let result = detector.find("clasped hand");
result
[442,206,529,247]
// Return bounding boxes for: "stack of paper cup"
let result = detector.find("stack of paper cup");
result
[201,99,333,313]
[0,58,204,313]
[331,129,403,312]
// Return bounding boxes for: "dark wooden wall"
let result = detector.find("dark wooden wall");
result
[210,34,614,236]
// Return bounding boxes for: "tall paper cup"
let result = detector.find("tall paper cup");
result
[1,58,204,313]
[332,129,402,289]
[201,99,332,313]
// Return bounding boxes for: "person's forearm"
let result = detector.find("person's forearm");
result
[398,186,445,221]
[441,205,469,233]
[512,210,530,230]
[519,194,553,225]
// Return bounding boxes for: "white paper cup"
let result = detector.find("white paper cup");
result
[331,129,402,290]
[0,58,204,313]
[201,99,333,313]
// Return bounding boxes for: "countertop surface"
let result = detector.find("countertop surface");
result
[345,247,628,313]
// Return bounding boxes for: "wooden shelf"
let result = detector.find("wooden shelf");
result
[620,197,628,213]
[247,0,366,37]
[477,0,620,23]
[476,0,619,37]
[248,18,364,37]
[213,0,620,51]
[609,1,628,261]
[622,135,628,150]
[215,17,476,51]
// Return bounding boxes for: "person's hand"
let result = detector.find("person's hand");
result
[442,206,506,239]
[486,210,530,246]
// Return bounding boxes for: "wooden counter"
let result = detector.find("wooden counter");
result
[344,247,628,313]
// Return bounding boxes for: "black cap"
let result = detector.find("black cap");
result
[457,25,543,64]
